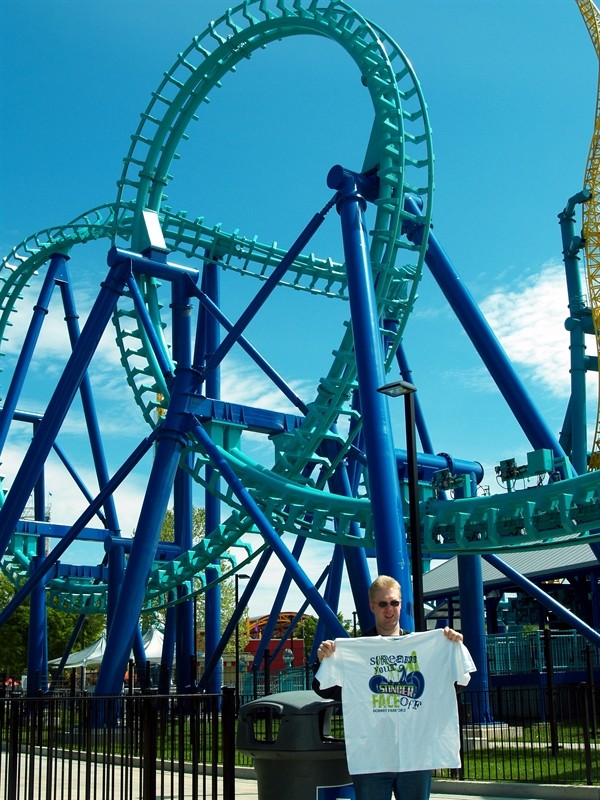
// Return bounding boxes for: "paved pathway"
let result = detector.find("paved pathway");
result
[234,774,600,800]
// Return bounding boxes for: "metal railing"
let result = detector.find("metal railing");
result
[0,687,236,800]
[487,629,600,675]
[444,682,600,785]
[2,680,600,798]
[235,681,600,786]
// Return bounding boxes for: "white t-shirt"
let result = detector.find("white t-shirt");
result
[315,629,476,774]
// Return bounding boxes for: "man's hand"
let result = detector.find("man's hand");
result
[317,639,336,661]
[443,626,463,643]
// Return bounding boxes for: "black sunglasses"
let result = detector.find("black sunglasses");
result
[376,600,400,608]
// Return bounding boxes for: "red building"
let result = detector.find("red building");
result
[243,637,305,673]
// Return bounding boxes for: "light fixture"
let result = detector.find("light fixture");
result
[377,379,417,398]
[377,379,425,632]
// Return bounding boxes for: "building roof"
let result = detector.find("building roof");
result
[423,543,599,599]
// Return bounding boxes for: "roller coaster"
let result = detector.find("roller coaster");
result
[0,0,599,698]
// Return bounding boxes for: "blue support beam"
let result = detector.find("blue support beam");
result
[191,420,346,638]
[191,397,304,435]
[328,165,414,630]
[199,550,273,690]
[59,276,120,533]
[457,555,493,722]
[484,553,600,648]
[95,369,201,695]
[558,190,591,475]
[0,253,69,453]
[404,196,570,468]
[171,266,196,694]
[201,198,336,377]
[253,537,307,670]
[0,257,132,560]
[200,258,223,695]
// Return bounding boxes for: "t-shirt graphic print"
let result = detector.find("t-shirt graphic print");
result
[315,629,476,775]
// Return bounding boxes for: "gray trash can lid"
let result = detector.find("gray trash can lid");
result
[239,690,337,717]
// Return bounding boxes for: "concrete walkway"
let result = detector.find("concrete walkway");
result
[234,771,600,800]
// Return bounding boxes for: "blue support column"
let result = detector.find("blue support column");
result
[558,191,591,475]
[457,555,492,721]
[199,259,223,694]
[159,600,177,694]
[174,453,195,693]
[27,552,47,696]
[171,273,196,693]
[95,368,200,695]
[27,422,49,695]
[106,542,125,634]
[591,573,600,630]
[59,277,120,531]
[327,165,413,630]
[253,538,307,670]
[132,626,146,675]
[0,257,131,560]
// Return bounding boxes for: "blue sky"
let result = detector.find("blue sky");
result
[0,0,598,620]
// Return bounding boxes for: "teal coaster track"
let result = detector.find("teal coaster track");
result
[0,0,599,697]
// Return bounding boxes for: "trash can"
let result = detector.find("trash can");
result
[237,689,353,799]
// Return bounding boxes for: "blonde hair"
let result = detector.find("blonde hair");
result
[368,575,401,604]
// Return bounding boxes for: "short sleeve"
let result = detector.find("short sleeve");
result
[314,649,343,690]
[453,641,476,686]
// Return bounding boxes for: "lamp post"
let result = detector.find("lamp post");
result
[377,380,426,632]
[235,573,250,710]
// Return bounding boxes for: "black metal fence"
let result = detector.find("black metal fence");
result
[2,680,600,799]
[0,687,236,800]
[235,680,600,786]
[444,682,600,785]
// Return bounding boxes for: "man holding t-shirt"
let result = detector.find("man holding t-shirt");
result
[313,575,475,800]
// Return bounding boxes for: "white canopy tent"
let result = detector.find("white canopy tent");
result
[49,627,167,669]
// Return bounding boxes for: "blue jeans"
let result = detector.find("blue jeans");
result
[351,769,431,800]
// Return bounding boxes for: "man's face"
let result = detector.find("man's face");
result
[369,586,401,635]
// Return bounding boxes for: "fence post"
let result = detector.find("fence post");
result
[222,686,236,800]
[7,700,20,800]
[580,683,593,786]
[264,649,270,697]
[543,628,559,756]
[585,644,597,738]
[141,696,157,800]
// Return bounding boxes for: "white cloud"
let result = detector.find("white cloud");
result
[438,366,497,394]
[219,361,314,412]
[479,261,596,401]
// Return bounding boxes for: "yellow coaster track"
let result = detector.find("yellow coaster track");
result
[576,0,600,469]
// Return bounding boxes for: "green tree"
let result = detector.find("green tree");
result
[158,506,206,543]
[295,613,352,659]
[0,573,104,678]
[0,573,29,676]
